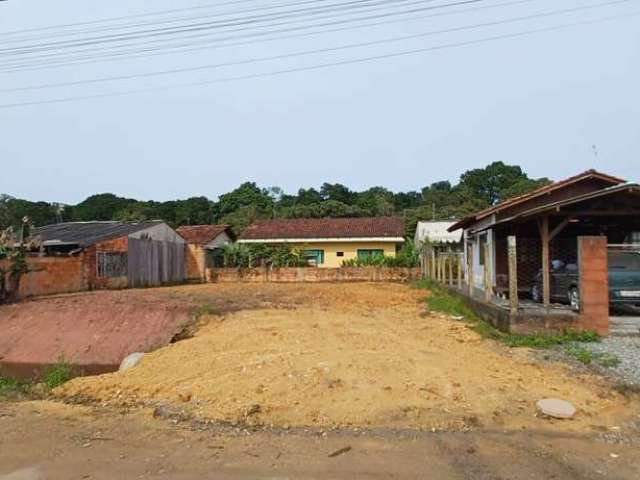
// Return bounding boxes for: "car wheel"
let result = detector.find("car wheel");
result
[569,287,580,311]
[531,284,541,303]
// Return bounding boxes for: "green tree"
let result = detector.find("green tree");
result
[458,161,549,206]
[72,193,137,221]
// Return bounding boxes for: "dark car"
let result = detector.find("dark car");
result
[530,251,640,310]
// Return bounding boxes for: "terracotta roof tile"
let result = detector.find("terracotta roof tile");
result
[239,217,405,240]
[176,225,233,245]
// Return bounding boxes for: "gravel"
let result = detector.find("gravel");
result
[588,337,640,386]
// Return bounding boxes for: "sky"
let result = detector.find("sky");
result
[0,0,638,204]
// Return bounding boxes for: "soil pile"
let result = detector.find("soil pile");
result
[56,283,627,430]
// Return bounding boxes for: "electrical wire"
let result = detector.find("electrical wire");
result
[1,10,635,110]
[0,0,486,72]
[2,0,629,93]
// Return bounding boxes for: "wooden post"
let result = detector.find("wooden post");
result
[467,244,473,295]
[430,249,436,280]
[508,235,518,314]
[483,243,492,302]
[448,253,454,286]
[540,215,551,307]
[457,252,462,288]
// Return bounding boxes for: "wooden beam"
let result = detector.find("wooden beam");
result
[448,254,454,286]
[554,210,640,216]
[541,215,550,307]
[549,217,571,242]
[457,253,462,289]
[508,236,518,314]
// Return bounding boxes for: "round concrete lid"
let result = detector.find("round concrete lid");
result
[536,398,577,419]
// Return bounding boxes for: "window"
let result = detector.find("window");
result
[478,234,487,266]
[303,249,325,266]
[357,249,384,259]
[97,252,128,278]
[336,252,344,257]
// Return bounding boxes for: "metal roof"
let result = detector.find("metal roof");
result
[470,183,640,233]
[414,221,462,244]
[33,221,164,248]
[448,169,625,232]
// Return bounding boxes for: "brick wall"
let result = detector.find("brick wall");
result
[1,254,88,299]
[209,267,421,283]
[88,236,129,290]
[578,236,609,336]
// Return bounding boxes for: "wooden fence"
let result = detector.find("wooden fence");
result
[128,238,185,287]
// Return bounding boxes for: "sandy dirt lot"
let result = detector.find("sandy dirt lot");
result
[56,283,636,432]
[1,399,640,480]
[3,282,640,478]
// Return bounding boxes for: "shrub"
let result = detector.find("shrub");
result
[342,242,419,268]
[221,243,307,268]
[42,360,73,389]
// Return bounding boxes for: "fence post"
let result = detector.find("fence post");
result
[508,236,518,314]
[448,254,453,286]
[484,243,492,302]
[430,249,436,280]
[457,253,462,289]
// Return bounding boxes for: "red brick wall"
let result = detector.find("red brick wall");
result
[2,255,88,298]
[89,236,129,290]
[210,267,421,283]
[578,236,609,336]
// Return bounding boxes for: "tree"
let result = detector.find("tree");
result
[0,218,39,304]
[458,161,549,206]
[320,183,355,204]
[217,182,273,218]
[72,193,137,221]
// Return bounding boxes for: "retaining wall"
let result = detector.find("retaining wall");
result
[209,267,421,283]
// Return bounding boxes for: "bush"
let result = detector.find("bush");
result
[221,243,308,268]
[342,242,419,268]
[42,360,73,389]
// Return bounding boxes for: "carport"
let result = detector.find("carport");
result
[445,171,640,336]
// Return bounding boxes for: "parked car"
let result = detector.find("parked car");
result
[530,251,640,310]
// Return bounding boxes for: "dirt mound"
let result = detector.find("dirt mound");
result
[0,292,192,378]
[57,284,630,430]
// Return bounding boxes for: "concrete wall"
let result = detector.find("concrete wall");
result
[209,266,420,283]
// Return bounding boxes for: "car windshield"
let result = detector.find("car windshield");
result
[609,251,640,270]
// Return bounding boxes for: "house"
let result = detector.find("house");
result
[238,217,405,268]
[20,220,186,297]
[176,225,235,281]
[414,221,462,249]
[447,169,640,335]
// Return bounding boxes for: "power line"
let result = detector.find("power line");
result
[0,0,485,72]
[2,0,631,93]
[1,10,636,110]
[0,0,429,55]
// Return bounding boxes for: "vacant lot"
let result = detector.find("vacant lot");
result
[55,282,635,432]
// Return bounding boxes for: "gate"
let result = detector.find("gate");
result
[128,237,185,287]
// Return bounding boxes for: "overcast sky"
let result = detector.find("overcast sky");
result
[0,0,638,204]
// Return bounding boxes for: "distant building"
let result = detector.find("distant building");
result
[414,221,462,249]
[23,220,186,296]
[238,217,405,268]
[176,225,235,281]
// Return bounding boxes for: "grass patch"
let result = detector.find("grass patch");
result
[566,346,621,367]
[42,360,73,390]
[193,303,218,320]
[415,280,599,349]
[0,376,29,396]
